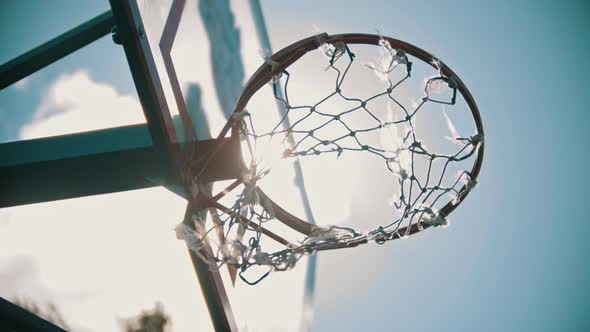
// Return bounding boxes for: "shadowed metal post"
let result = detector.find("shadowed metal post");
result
[0,297,68,332]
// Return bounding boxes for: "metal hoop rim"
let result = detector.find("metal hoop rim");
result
[228,33,484,240]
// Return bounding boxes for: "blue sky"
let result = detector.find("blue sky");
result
[1,1,589,331]
[263,2,589,330]
[268,1,589,331]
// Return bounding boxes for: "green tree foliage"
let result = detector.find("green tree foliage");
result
[120,302,170,332]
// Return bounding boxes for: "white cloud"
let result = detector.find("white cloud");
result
[19,70,145,140]
[14,77,31,91]
[3,70,213,331]
[0,189,213,332]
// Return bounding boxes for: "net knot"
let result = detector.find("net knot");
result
[259,48,283,82]
[470,133,484,145]
[254,251,271,265]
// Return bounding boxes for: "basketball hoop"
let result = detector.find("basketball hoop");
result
[178,33,484,284]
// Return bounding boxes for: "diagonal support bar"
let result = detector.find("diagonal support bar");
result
[0,10,114,90]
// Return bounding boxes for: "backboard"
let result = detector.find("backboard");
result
[109,0,316,331]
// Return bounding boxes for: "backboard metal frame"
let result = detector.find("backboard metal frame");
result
[108,0,238,330]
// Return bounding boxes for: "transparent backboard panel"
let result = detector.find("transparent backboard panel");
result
[134,0,313,330]
[0,188,214,331]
